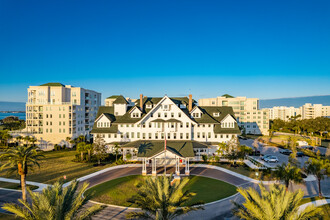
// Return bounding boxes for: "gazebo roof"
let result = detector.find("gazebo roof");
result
[121,140,208,158]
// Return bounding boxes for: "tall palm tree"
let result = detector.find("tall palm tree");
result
[304,157,330,197]
[127,174,204,220]
[0,145,44,202]
[273,163,303,190]
[113,142,120,162]
[77,142,86,161]
[2,180,103,220]
[29,136,37,146]
[85,143,93,162]
[233,184,322,220]
[2,131,12,147]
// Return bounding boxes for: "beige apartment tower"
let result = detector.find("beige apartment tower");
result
[26,83,101,146]
[199,95,269,135]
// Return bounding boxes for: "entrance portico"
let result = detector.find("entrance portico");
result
[141,149,191,176]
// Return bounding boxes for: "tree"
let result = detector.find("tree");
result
[85,143,93,162]
[76,142,86,161]
[273,163,303,190]
[0,130,12,147]
[113,142,121,162]
[23,136,31,146]
[216,142,228,157]
[93,136,107,165]
[126,174,204,219]
[0,145,44,202]
[29,137,37,146]
[252,138,259,150]
[233,183,322,220]
[2,180,103,220]
[304,157,330,197]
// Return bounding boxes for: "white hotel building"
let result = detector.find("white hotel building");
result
[91,95,240,175]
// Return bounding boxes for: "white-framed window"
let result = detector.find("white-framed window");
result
[192,113,200,118]
[146,104,152,109]
[213,112,220,117]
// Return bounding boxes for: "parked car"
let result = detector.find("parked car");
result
[296,152,305,157]
[301,146,314,150]
[261,154,272,160]
[280,149,292,155]
[253,150,261,156]
[264,156,279,163]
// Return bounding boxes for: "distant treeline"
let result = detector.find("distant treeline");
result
[270,117,330,137]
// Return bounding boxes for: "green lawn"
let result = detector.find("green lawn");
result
[87,175,237,207]
[0,150,115,184]
[0,181,38,190]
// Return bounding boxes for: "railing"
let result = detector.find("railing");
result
[26,101,74,105]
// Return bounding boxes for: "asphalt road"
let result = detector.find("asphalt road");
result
[0,189,22,213]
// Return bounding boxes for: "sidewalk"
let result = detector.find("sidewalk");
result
[0,177,49,192]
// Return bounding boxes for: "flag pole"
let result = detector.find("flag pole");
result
[164,130,167,175]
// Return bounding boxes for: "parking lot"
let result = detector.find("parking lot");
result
[239,138,311,168]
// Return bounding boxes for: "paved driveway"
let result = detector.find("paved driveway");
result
[240,138,310,168]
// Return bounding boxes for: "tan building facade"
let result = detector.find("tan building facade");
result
[26,83,101,146]
[299,103,330,119]
[267,106,301,121]
[199,96,269,135]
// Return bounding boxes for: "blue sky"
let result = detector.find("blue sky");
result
[0,0,329,102]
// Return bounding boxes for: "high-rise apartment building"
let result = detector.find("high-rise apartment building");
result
[299,103,330,119]
[26,83,101,145]
[267,106,301,121]
[199,96,269,135]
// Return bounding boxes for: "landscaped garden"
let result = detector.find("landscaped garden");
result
[86,175,237,207]
[0,150,117,184]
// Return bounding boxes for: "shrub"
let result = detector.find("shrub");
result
[202,155,208,163]
[126,153,132,160]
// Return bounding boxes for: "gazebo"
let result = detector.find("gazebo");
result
[121,140,201,176]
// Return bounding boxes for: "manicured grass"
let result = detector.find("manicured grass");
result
[0,181,38,190]
[87,175,237,207]
[0,150,115,184]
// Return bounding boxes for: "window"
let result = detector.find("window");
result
[155,133,158,139]
[163,105,169,110]
[197,132,200,138]
[146,104,152,109]
[158,113,161,117]
[186,122,189,128]
[149,123,152,128]
[202,132,205,138]
[164,113,167,118]
[131,132,134,138]
[149,133,152,139]
[59,114,61,118]
[171,123,174,128]
[150,113,153,117]
[137,132,140,138]
[178,113,181,117]
[186,133,189,139]
[213,112,219,117]
[180,133,183,139]
[208,132,211,138]
[167,133,170,139]
[171,113,174,117]
[192,113,200,118]
[142,133,146,139]
[180,123,183,128]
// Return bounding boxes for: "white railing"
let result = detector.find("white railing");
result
[26,102,75,105]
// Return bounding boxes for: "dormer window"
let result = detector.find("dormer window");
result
[132,113,140,118]
[213,112,220,117]
[192,113,201,118]
[146,104,152,109]
[180,104,186,109]
[162,105,169,111]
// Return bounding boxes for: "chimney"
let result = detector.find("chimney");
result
[188,94,192,112]
[140,94,143,111]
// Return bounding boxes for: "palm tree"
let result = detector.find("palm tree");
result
[29,136,37,146]
[273,163,303,190]
[113,142,120,162]
[77,142,86,161]
[16,135,23,145]
[304,157,330,197]
[23,136,31,146]
[0,145,44,202]
[2,131,12,147]
[85,143,93,162]
[2,180,103,220]
[216,142,228,157]
[233,183,322,220]
[127,174,204,220]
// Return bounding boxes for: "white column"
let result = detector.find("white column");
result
[185,158,190,175]
[152,158,157,176]
[142,158,146,175]
[176,157,180,176]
